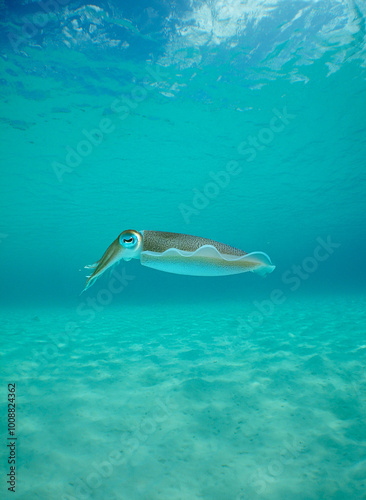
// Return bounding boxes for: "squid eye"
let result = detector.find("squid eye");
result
[119,233,137,247]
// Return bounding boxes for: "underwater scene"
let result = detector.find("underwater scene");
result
[1,0,366,499]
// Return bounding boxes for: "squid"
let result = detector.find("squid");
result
[82,230,275,292]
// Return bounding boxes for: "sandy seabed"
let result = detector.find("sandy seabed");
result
[1,294,365,500]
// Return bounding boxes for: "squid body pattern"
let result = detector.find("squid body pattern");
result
[83,229,276,292]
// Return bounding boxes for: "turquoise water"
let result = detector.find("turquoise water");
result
[1,1,366,499]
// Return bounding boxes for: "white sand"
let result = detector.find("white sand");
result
[1,295,365,499]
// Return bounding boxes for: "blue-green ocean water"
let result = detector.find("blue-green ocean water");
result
[1,1,366,499]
